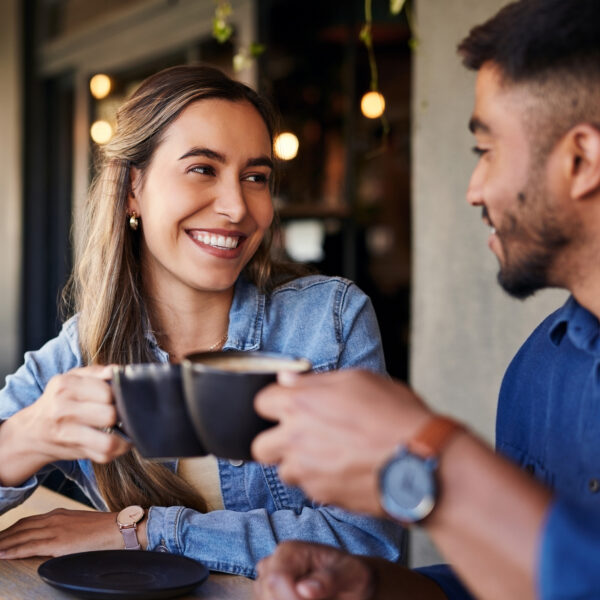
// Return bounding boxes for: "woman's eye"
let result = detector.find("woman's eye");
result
[244,173,270,184]
[471,146,489,157]
[189,165,215,176]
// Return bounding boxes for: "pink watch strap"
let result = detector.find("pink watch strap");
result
[120,525,141,550]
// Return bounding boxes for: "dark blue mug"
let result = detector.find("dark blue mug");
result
[181,351,311,461]
[112,363,206,459]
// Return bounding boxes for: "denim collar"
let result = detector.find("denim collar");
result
[549,295,600,355]
[224,276,264,351]
[144,276,265,361]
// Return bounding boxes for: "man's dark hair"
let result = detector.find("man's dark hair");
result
[458,0,600,80]
[458,0,600,161]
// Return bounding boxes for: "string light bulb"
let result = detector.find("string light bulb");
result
[274,132,299,160]
[361,91,386,119]
[90,120,113,144]
[89,74,112,99]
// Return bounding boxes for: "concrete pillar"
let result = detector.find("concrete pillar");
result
[0,0,22,378]
[410,0,567,567]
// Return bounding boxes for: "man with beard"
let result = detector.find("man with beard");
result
[251,1,600,599]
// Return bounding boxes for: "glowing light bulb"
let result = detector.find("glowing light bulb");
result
[89,74,112,99]
[90,120,113,144]
[274,132,299,160]
[361,91,385,119]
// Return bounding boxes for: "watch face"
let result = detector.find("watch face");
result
[117,505,144,526]
[380,451,436,523]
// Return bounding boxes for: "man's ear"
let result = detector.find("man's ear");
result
[127,166,141,213]
[566,124,600,201]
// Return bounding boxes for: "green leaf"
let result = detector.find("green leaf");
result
[214,0,232,19]
[390,0,407,15]
[408,37,419,51]
[249,42,266,57]
[359,24,372,44]
[212,17,233,43]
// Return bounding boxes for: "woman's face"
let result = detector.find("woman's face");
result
[128,99,274,298]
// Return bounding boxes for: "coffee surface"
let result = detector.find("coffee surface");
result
[194,356,310,373]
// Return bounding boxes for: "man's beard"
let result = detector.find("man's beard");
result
[495,187,573,300]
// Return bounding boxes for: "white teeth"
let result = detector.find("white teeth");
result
[190,231,240,249]
[490,227,496,234]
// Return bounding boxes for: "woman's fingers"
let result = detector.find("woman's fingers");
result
[58,397,118,430]
[32,371,129,457]
[68,364,115,380]
[55,423,130,463]
[0,510,120,559]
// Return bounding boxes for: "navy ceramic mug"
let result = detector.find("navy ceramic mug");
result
[182,351,311,460]
[111,363,206,460]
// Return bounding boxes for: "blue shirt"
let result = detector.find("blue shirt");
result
[0,274,405,577]
[419,296,600,599]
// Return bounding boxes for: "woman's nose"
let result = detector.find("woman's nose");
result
[213,180,248,222]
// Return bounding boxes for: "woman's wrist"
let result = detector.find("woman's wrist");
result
[0,410,50,487]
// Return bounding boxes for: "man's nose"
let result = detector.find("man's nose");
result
[466,165,484,206]
[213,180,247,222]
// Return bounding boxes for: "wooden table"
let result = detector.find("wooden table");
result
[0,486,254,599]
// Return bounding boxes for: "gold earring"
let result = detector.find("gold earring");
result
[129,211,139,231]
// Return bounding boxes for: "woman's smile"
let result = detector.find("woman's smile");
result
[186,228,247,258]
[128,98,274,295]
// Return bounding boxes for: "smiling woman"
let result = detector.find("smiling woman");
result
[128,98,274,302]
[0,65,405,576]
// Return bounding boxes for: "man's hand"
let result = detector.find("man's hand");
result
[254,541,375,600]
[253,541,447,600]
[252,369,431,514]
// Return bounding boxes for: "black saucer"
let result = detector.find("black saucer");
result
[38,550,209,599]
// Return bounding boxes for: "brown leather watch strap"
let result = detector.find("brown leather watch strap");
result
[407,415,464,459]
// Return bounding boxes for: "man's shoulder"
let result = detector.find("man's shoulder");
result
[501,298,572,385]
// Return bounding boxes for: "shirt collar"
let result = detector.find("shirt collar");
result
[142,276,265,360]
[549,295,600,354]
[223,276,264,351]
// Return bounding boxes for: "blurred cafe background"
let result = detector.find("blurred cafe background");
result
[0,0,566,566]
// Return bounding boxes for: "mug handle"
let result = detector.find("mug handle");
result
[105,379,133,443]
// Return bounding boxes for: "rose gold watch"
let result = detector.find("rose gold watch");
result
[116,505,145,550]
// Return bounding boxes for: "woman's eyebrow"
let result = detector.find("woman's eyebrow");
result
[179,147,273,171]
[178,147,225,162]
[246,156,274,170]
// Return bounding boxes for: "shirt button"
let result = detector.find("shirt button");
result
[229,459,244,467]
[589,478,600,493]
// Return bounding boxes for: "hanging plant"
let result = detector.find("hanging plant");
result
[360,0,416,152]
[212,0,266,73]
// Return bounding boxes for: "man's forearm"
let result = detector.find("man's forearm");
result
[424,431,552,600]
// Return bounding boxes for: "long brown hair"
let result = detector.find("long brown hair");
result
[64,65,292,512]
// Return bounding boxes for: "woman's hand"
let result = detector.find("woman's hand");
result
[0,508,144,559]
[0,366,131,487]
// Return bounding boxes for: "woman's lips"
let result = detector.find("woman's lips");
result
[189,231,240,249]
[186,229,247,258]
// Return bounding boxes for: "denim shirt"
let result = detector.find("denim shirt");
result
[0,275,405,577]
[417,296,600,599]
